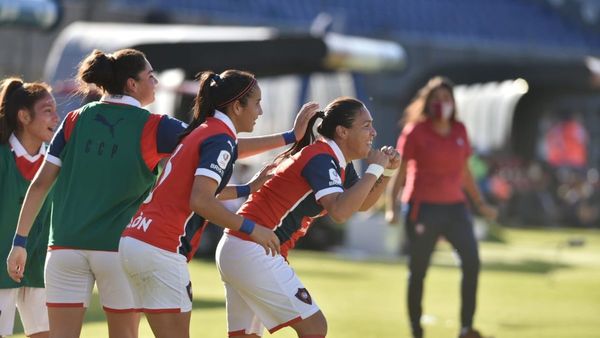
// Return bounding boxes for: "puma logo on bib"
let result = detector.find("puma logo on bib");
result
[94,114,124,138]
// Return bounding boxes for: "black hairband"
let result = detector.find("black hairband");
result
[215,77,256,109]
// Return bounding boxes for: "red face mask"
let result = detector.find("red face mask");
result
[431,101,454,120]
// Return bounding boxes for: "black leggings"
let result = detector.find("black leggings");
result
[404,202,480,337]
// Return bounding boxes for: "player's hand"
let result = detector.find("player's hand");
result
[478,203,498,221]
[292,102,320,141]
[380,146,400,170]
[7,246,27,283]
[248,163,277,192]
[249,225,281,256]
[366,148,390,168]
[385,208,400,225]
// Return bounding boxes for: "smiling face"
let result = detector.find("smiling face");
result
[236,85,263,133]
[342,106,377,161]
[22,91,58,143]
[131,59,158,106]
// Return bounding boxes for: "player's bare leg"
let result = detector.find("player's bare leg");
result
[106,311,139,338]
[48,307,85,338]
[145,312,191,338]
[290,311,327,338]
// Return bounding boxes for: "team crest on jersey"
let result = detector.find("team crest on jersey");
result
[217,150,231,169]
[456,137,464,146]
[295,288,313,305]
[329,168,342,186]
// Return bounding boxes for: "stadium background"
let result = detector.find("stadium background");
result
[3,0,600,250]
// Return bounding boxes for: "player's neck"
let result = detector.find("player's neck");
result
[14,131,43,156]
[430,118,451,136]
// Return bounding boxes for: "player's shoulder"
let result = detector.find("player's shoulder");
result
[204,132,236,148]
[294,142,335,166]
[406,121,427,134]
[452,120,467,130]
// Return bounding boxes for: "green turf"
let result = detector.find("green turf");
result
[12,227,600,337]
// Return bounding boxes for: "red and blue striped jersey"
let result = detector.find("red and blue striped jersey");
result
[232,139,358,257]
[122,112,238,261]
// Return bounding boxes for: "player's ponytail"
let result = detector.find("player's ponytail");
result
[77,49,147,96]
[273,111,324,165]
[179,69,256,142]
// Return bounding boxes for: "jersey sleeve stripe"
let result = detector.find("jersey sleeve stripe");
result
[195,168,222,185]
[314,187,343,200]
[45,154,62,167]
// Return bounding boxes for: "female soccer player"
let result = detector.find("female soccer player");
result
[119,69,317,338]
[0,77,58,338]
[216,97,400,338]
[385,76,496,338]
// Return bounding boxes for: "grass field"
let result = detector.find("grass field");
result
[12,226,600,338]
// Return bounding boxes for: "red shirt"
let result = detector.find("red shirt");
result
[398,120,471,204]
[545,120,587,168]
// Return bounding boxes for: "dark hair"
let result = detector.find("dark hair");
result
[179,69,256,141]
[0,77,52,144]
[403,76,456,125]
[77,48,147,95]
[274,97,364,164]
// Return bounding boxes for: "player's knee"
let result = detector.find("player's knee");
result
[293,311,328,336]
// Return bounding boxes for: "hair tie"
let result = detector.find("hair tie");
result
[7,81,25,101]
[210,73,224,86]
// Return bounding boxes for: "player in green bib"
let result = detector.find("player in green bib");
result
[7,49,176,338]
[0,77,58,338]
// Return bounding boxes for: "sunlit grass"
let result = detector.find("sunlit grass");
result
[13,227,600,337]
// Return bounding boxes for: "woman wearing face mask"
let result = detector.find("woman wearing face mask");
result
[385,77,496,338]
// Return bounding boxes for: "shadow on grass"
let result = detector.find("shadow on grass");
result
[13,294,225,335]
[293,268,366,280]
[433,259,571,274]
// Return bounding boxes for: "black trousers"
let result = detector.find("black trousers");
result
[404,202,480,337]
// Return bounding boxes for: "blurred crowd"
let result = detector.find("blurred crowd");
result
[472,154,599,228]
